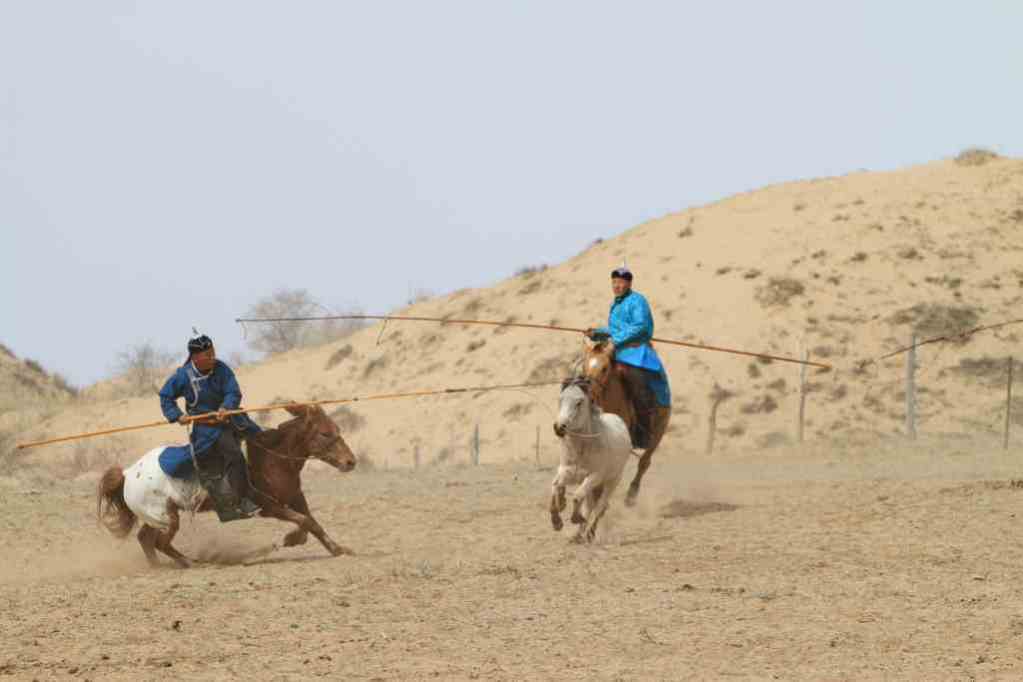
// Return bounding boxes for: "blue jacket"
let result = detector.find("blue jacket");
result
[159,360,261,455]
[595,290,671,406]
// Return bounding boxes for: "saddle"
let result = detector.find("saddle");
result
[157,442,255,523]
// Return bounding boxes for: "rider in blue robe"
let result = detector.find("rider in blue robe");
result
[159,333,261,515]
[588,266,671,448]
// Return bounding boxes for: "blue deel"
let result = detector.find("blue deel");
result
[595,289,671,406]
[159,360,262,456]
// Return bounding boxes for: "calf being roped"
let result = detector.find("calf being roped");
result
[551,378,633,543]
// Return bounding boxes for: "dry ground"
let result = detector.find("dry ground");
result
[4,436,1023,680]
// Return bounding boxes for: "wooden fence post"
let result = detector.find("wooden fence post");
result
[535,425,541,468]
[906,332,917,440]
[1006,356,1014,450]
[471,424,480,466]
[706,384,734,455]
[798,348,809,444]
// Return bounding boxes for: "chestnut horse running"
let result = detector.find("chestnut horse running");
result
[96,404,356,567]
[581,341,671,506]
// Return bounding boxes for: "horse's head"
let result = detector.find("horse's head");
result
[554,377,592,438]
[582,340,615,399]
[285,404,357,472]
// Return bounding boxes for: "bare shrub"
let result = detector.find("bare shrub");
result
[362,355,388,379]
[527,353,575,383]
[52,373,79,397]
[502,403,532,419]
[955,147,999,166]
[951,356,1015,385]
[325,344,353,371]
[740,395,778,415]
[113,341,175,396]
[889,303,982,340]
[242,288,367,354]
[407,288,434,306]
[755,277,805,307]
[24,358,46,375]
[466,339,486,353]
[330,406,366,433]
[515,264,548,278]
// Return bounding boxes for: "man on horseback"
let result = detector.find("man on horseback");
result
[159,332,262,517]
[586,266,671,449]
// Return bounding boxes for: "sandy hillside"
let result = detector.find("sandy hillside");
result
[7,153,1023,472]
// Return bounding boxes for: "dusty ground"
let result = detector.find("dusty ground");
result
[4,436,1023,681]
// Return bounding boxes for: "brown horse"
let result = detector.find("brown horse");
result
[581,341,671,506]
[97,404,356,567]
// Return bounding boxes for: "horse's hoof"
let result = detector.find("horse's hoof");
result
[569,533,586,545]
[625,488,639,507]
[570,512,586,525]
[551,515,563,531]
[283,531,308,547]
[174,559,192,569]
[328,544,354,557]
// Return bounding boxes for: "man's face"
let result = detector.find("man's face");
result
[612,277,631,297]
[191,347,216,372]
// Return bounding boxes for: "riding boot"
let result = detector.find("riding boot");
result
[215,429,260,517]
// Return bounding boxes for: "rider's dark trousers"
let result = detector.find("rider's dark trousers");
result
[202,428,251,500]
[617,363,659,449]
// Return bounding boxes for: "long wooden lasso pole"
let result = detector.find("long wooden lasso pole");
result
[14,381,562,451]
[235,314,833,370]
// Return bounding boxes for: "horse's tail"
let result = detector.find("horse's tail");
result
[96,466,136,538]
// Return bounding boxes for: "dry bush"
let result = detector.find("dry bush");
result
[362,355,388,379]
[527,353,575,383]
[755,277,805,307]
[242,288,367,354]
[325,344,353,371]
[889,303,982,340]
[64,442,127,479]
[955,147,999,166]
[466,339,486,353]
[330,406,366,434]
[502,403,532,419]
[515,264,548,278]
[951,356,1016,385]
[113,341,175,396]
[740,395,778,415]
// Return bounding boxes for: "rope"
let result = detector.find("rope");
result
[13,381,564,450]
[234,313,832,369]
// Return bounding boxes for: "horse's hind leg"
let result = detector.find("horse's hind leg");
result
[282,493,310,547]
[137,525,159,566]
[626,451,654,507]
[626,408,670,506]
[154,502,191,568]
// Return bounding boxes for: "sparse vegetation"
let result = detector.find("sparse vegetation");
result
[755,277,805,307]
[325,344,354,371]
[955,147,999,167]
[112,341,175,397]
[515,264,548,278]
[889,303,982,340]
[466,340,486,353]
[242,288,367,355]
[330,406,366,433]
[362,355,388,379]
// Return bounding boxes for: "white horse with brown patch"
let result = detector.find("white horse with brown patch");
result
[550,378,632,543]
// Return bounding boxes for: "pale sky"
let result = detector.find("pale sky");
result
[3,2,1021,386]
